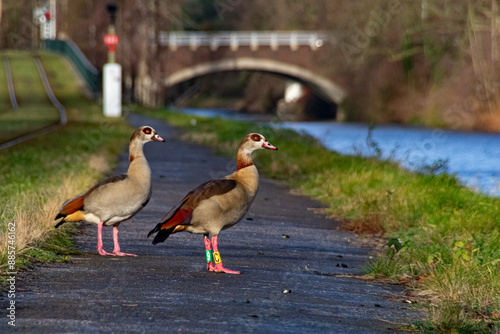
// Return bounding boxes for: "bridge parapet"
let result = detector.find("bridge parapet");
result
[141,30,346,109]
[159,31,332,51]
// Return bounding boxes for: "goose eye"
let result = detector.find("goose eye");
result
[251,134,261,142]
[143,128,152,135]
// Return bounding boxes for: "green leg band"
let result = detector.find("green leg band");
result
[206,250,214,263]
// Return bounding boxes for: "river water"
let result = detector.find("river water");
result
[177,108,500,197]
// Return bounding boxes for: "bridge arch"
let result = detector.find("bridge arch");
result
[163,58,346,105]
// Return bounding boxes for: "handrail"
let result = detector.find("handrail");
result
[3,56,18,110]
[159,31,331,49]
[42,39,100,94]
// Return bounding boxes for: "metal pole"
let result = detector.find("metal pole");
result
[103,2,121,117]
[106,3,117,63]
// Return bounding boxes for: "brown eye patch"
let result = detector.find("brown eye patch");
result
[143,127,152,135]
[251,134,261,142]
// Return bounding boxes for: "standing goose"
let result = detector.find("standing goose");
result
[55,126,165,256]
[148,133,277,274]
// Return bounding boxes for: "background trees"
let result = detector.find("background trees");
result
[1,0,500,130]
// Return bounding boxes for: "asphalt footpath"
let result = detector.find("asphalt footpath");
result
[3,114,423,333]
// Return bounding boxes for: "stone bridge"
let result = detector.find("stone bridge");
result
[140,31,346,116]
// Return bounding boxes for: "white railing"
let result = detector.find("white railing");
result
[158,31,331,50]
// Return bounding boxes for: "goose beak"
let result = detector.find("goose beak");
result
[263,140,278,150]
[153,133,165,142]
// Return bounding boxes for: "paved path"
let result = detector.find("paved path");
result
[4,114,423,333]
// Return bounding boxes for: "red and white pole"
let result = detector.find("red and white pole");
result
[103,3,121,117]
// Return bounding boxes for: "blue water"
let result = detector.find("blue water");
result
[177,108,500,196]
[280,122,500,196]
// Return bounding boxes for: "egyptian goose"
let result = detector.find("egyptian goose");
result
[55,126,165,256]
[148,133,277,274]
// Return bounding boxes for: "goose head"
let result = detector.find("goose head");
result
[239,133,278,153]
[131,126,165,143]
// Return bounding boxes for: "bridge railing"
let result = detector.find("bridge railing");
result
[159,31,330,51]
[42,39,100,95]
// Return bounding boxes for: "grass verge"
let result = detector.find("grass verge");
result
[0,51,131,280]
[136,107,500,332]
[0,51,63,143]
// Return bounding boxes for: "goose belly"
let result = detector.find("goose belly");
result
[86,182,151,226]
[190,189,254,235]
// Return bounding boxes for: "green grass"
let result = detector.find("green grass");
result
[0,51,131,278]
[0,51,61,143]
[9,52,48,105]
[135,107,500,332]
[0,107,61,143]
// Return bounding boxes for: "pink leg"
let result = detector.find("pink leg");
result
[210,235,240,274]
[204,235,215,271]
[96,222,113,256]
[112,226,137,256]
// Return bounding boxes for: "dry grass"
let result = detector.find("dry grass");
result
[0,154,111,274]
[340,215,385,236]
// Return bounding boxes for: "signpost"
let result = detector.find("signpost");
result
[37,0,56,42]
[103,3,121,117]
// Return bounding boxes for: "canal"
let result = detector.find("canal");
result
[177,108,500,197]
